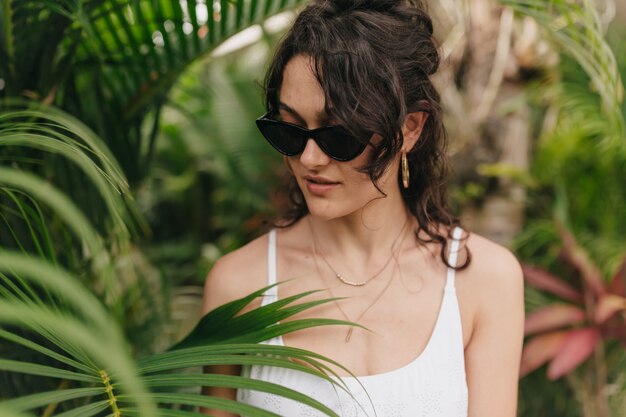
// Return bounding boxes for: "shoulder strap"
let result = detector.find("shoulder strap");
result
[445,226,464,291]
[263,229,278,305]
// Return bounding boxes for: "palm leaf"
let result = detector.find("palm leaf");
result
[0,260,361,416]
[0,404,32,417]
[67,0,307,181]
[0,102,138,243]
[501,0,625,142]
[51,400,111,417]
[0,252,155,415]
[3,0,308,182]
[172,284,358,348]
[0,104,162,336]
[136,374,341,416]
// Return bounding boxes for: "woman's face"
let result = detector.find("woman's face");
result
[279,55,400,221]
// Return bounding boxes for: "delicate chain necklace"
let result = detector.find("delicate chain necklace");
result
[308,218,409,287]
[313,240,397,343]
[309,223,410,342]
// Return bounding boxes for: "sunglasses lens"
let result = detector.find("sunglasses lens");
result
[317,127,367,161]
[257,116,367,161]
[257,122,306,156]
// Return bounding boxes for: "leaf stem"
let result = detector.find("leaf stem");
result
[100,370,121,417]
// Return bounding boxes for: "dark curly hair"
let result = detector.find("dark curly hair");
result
[264,0,469,269]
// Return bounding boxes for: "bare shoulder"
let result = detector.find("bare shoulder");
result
[458,231,524,320]
[201,232,270,315]
[462,231,523,285]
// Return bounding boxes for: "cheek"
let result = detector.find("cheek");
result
[340,165,379,195]
[343,153,399,192]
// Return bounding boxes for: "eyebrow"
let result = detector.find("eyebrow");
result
[278,102,332,126]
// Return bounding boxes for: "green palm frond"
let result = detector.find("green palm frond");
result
[0,0,75,99]
[0,258,359,416]
[0,216,360,416]
[71,0,307,182]
[130,287,360,417]
[0,104,140,303]
[1,0,308,181]
[0,251,158,416]
[501,0,625,142]
[90,0,304,119]
[0,404,32,417]
[0,102,134,228]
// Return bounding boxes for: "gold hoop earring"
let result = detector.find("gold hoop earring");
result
[401,152,410,189]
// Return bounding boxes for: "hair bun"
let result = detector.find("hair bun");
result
[319,1,431,33]
[325,0,406,13]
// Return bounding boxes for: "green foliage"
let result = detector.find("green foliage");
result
[1,0,308,183]
[141,42,286,285]
[518,47,626,273]
[506,2,626,415]
[0,249,354,416]
[502,0,625,142]
[0,103,134,303]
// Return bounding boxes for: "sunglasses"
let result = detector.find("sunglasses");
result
[255,113,368,161]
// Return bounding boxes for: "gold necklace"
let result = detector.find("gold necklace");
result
[308,218,409,287]
[310,226,410,342]
[311,245,398,342]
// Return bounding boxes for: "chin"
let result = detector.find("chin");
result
[306,201,334,220]
[305,199,353,221]
[308,208,338,221]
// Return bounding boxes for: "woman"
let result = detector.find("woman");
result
[201,1,524,416]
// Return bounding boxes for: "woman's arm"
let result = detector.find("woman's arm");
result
[199,251,262,417]
[464,241,525,417]
[200,365,241,417]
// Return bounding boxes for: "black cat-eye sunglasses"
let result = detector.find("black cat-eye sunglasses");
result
[255,113,369,162]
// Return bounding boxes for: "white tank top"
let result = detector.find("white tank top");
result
[237,227,468,417]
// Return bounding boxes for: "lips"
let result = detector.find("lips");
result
[303,175,340,196]
[304,175,340,185]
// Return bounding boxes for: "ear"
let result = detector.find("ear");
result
[401,112,429,153]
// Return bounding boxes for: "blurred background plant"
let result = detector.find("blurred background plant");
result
[1,0,625,416]
[423,0,625,414]
[510,3,626,416]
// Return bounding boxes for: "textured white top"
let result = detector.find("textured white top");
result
[237,227,468,417]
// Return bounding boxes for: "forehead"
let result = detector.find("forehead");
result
[280,55,328,123]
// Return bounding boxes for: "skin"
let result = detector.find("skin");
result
[201,55,524,417]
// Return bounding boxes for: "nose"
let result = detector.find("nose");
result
[299,138,331,168]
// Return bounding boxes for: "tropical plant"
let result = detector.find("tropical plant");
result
[141,42,287,286]
[499,1,626,416]
[0,0,308,183]
[0,103,156,412]
[0,255,357,417]
[520,224,626,417]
